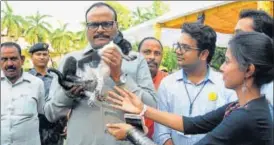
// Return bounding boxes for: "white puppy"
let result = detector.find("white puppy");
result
[85,41,136,107]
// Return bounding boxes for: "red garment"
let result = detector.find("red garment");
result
[145,70,168,139]
[153,70,168,90]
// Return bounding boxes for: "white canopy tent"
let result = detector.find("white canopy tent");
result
[123,1,273,48]
[123,22,232,47]
[122,1,239,48]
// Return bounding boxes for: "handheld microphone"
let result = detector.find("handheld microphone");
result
[48,56,78,90]
[63,56,77,77]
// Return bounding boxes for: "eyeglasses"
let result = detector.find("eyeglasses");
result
[86,21,116,32]
[172,42,200,53]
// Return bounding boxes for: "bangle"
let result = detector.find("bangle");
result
[139,104,147,116]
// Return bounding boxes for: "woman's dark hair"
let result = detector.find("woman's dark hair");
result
[181,22,217,63]
[229,31,274,87]
[0,42,22,55]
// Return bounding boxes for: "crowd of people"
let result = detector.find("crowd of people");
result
[1,2,273,145]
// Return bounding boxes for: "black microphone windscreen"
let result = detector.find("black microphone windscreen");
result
[63,56,77,77]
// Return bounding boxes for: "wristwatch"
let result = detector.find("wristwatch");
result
[115,73,127,86]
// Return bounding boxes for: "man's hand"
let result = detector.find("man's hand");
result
[60,126,67,137]
[101,47,122,83]
[106,123,133,140]
[65,85,85,98]
[61,110,71,137]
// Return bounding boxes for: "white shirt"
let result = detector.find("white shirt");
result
[1,71,45,145]
[261,81,273,106]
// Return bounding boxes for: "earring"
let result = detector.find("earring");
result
[242,80,247,94]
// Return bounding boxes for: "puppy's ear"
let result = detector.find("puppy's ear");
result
[113,31,132,55]
[120,39,132,55]
[113,31,123,45]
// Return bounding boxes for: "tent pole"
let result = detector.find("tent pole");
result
[153,23,162,40]
[257,1,273,16]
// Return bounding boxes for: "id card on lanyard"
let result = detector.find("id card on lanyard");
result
[182,70,209,116]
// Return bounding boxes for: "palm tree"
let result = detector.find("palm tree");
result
[73,21,88,50]
[21,46,31,58]
[1,1,26,41]
[132,7,149,25]
[24,11,52,45]
[50,22,75,57]
[150,1,170,18]
[105,1,133,30]
[131,1,170,26]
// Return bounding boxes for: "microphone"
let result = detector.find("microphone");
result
[63,56,77,77]
[49,56,97,95]
[48,56,78,90]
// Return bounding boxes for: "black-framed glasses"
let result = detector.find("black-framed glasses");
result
[172,42,199,53]
[86,21,116,31]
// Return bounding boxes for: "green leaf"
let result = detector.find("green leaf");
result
[210,46,227,70]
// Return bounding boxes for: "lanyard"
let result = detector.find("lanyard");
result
[183,80,207,116]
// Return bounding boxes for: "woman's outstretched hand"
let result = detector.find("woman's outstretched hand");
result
[107,86,144,114]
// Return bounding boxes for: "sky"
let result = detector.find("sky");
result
[1,1,224,32]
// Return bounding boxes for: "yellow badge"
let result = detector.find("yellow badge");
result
[208,92,218,101]
[43,44,47,49]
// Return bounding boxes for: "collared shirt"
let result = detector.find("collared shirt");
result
[44,45,157,145]
[29,68,53,97]
[261,81,273,106]
[261,81,273,119]
[153,68,237,145]
[1,71,45,145]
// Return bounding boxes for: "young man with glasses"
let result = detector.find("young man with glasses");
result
[44,2,156,145]
[154,22,237,145]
